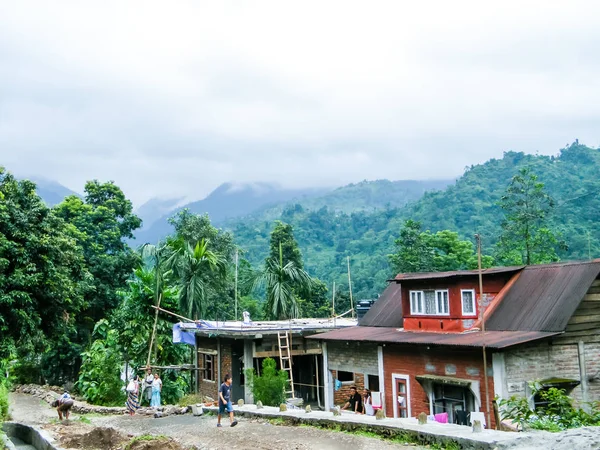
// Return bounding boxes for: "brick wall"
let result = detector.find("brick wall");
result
[196,337,233,401]
[383,345,495,428]
[331,370,365,406]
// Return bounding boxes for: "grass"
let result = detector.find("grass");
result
[178,394,204,407]
[125,434,169,450]
[78,415,92,425]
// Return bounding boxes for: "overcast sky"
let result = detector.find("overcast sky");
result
[1,1,599,206]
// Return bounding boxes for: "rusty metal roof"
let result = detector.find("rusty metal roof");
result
[359,283,403,327]
[390,265,523,282]
[485,260,600,332]
[307,326,560,349]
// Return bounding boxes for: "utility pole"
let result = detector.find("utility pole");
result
[332,281,336,327]
[475,234,492,429]
[347,256,354,318]
[234,249,239,321]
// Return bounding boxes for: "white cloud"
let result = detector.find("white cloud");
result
[1,0,599,204]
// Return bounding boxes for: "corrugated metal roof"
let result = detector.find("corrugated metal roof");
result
[485,260,600,332]
[307,326,560,349]
[358,283,403,327]
[391,265,523,282]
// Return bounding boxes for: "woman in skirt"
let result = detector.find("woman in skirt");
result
[126,375,140,416]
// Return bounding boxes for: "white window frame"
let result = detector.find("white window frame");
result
[435,290,450,316]
[410,290,423,314]
[461,289,477,316]
[409,289,449,316]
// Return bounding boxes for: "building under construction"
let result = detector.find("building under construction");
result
[175,317,356,407]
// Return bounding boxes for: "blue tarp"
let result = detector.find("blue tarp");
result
[172,323,196,346]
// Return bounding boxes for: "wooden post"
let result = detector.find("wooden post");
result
[146,293,163,368]
[315,354,321,408]
[476,234,492,429]
[332,282,336,327]
[234,249,239,321]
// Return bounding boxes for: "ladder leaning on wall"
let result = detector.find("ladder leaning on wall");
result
[277,331,295,399]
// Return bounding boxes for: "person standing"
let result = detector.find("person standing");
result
[217,374,237,428]
[362,388,374,415]
[143,368,154,406]
[126,375,140,416]
[150,373,162,408]
[341,386,363,414]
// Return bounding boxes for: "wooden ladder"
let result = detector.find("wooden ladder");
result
[277,331,295,399]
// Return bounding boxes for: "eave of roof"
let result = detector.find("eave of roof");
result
[390,265,524,282]
[307,326,561,349]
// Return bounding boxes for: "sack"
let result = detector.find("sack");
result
[126,381,136,393]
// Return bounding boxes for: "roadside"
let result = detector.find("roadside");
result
[9,393,428,450]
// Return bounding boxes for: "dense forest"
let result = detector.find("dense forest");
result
[227,143,600,299]
[0,142,598,407]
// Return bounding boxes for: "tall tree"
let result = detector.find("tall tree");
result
[389,220,493,274]
[254,242,313,320]
[166,238,227,319]
[0,168,91,383]
[496,168,566,265]
[268,221,304,269]
[53,180,141,335]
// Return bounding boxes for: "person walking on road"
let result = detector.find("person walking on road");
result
[217,374,237,428]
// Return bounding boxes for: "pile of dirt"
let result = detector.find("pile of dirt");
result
[60,426,128,449]
[126,436,185,450]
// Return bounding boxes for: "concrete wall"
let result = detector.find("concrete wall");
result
[498,340,600,405]
[327,342,378,405]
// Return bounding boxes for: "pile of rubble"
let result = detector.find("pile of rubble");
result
[13,384,193,418]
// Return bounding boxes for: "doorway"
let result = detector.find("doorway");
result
[392,374,411,418]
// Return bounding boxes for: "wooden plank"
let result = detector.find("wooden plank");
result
[591,279,600,287]
[254,348,322,358]
[588,286,600,294]
[560,328,600,338]
[584,294,600,301]
[565,322,600,332]
[568,314,600,325]
[571,303,600,316]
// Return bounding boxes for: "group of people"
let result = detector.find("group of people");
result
[341,386,375,415]
[126,367,163,416]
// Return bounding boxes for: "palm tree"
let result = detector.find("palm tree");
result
[254,243,313,320]
[166,238,226,320]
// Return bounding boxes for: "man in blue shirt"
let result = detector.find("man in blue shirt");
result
[217,374,238,428]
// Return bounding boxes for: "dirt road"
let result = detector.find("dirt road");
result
[9,393,425,450]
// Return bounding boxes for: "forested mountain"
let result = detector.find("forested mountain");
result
[227,143,600,300]
[135,182,327,244]
[135,197,186,230]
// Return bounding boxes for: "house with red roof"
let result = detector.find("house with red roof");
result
[308,260,600,428]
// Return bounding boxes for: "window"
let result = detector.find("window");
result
[337,371,354,383]
[410,290,449,316]
[461,290,476,316]
[201,354,215,381]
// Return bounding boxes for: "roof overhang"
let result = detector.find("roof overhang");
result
[415,374,473,387]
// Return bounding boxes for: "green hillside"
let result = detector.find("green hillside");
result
[227,143,600,299]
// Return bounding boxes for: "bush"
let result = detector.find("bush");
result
[499,384,600,432]
[0,383,8,421]
[77,323,125,406]
[245,358,288,406]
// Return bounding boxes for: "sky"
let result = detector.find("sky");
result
[1,1,600,206]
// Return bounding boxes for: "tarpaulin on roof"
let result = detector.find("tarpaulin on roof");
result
[173,323,196,346]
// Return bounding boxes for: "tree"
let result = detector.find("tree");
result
[0,168,91,383]
[496,168,566,265]
[245,358,288,406]
[268,221,304,269]
[389,220,493,274]
[254,243,313,320]
[53,181,141,337]
[166,238,227,319]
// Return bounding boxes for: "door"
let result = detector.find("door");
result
[392,374,411,418]
[396,379,408,418]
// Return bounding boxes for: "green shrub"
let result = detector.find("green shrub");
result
[0,383,9,421]
[245,358,288,406]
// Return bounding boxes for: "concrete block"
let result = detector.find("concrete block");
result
[191,405,203,416]
[238,399,244,407]
[256,401,263,409]
[418,412,428,425]
[472,420,482,433]
[279,403,287,412]
[375,409,385,420]
[305,405,312,413]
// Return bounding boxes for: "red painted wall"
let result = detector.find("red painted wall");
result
[382,344,496,428]
[401,275,510,332]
